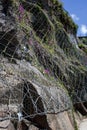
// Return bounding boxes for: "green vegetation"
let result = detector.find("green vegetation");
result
[80,37,87,45]
[72,108,79,130]
[50,0,78,34]
[78,43,87,54]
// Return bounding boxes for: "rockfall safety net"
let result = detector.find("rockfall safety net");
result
[0,0,87,126]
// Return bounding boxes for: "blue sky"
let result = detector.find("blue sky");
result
[61,0,87,36]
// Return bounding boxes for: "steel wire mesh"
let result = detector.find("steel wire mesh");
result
[0,0,87,126]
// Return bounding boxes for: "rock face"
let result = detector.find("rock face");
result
[0,0,87,130]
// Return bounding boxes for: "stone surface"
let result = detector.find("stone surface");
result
[0,120,15,130]
[47,111,74,130]
[79,119,87,130]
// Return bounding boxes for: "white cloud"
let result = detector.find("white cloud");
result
[71,14,79,21]
[80,25,87,35]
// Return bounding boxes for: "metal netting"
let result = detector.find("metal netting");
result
[0,0,87,127]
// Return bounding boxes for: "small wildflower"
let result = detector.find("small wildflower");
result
[19,4,24,14]
[29,38,33,45]
[43,69,50,75]
[18,4,24,21]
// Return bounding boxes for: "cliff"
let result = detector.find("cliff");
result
[0,0,87,130]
